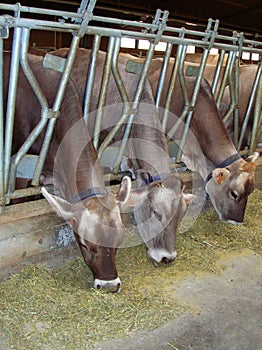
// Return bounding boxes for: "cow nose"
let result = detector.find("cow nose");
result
[161,256,173,264]
[93,277,122,293]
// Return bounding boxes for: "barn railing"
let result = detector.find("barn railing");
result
[0,0,261,210]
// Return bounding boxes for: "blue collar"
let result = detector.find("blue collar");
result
[69,187,109,204]
[205,153,241,185]
[141,172,170,186]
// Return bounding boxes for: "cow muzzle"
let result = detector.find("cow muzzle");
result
[148,249,177,267]
[225,219,243,225]
[93,277,122,293]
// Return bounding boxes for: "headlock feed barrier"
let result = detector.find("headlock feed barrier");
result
[0,0,261,211]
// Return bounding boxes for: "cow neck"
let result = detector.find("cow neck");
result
[55,117,106,203]
[69,187,109,204]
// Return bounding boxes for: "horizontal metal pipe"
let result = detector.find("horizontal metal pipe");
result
[7,185,53,200]
[0,14,261,54]
[2,3,262,50]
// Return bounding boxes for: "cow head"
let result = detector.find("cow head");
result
[122,173,196,265]
[41,176,132,292]
[205,152,259,223]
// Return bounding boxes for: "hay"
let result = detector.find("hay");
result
[0,190,261,349]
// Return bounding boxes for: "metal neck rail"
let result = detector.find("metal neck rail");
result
[0,3,262,53]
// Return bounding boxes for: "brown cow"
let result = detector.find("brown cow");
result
[146,59,259,223]
[3,51,134,291]
[47,48,196,264]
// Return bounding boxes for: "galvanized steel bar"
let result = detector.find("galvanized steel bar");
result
[112,41,156,173]
[93,36,115,150]
[155,42,173,111]
[162,44,185,134]
[0,12,261,55]
[32,0,97,185]
[211,49,226,97]
[217,50,236,111]
[4,27,21,193]
[2,3,261,52]
[249,72,262,154]
[97,37,130,159]
[8,185,52,200]
[176,48,210,162]
[32,34,82,186]
[112,10,168,171]
[238,60,262,151]
[233,57,240,147]
[8,28,50,193]
[83,34,101,123]
[0,37,4,211]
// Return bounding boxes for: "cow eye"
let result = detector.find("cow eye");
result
[230,190,238,200]
[70,217,78,226]
[154,210,162,222]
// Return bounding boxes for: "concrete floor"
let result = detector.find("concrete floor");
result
[95,249,262,350]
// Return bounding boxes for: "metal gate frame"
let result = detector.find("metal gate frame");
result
[0,0,261,211]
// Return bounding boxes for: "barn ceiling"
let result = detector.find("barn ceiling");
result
[1,0,262,39]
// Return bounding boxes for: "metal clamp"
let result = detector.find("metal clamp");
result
[75,0,96,37]
[151,9,169,45]
[203,18,219,50]
[41,108,60,119]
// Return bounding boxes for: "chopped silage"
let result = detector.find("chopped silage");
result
[0,189,261,350]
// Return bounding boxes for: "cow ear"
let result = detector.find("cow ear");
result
[241,162,256,175]
[116,176,132,204]
[41,187,73,220]
[182,193,197,205]
[245,152,259,164]
[212,168,230,185]
[121,187,149,207]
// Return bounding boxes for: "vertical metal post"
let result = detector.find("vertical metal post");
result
[211,49,226,97]
[93,36,115,150]
[0,37,4,212]
[155,42,173,111]
[238,60,262,151]
[249,72,262,154]
[32,34,82,185]
[216,50,235,109]
[4,27,22,193]
[113,41,157,173]
[162,43,185,134]
[8,28,50,193]
[97,36,130,158]
[233,56,240,147]
[83,34,101,124]
[176,48,210,162]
